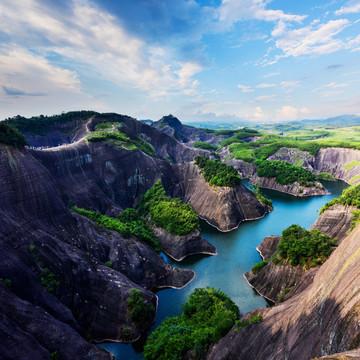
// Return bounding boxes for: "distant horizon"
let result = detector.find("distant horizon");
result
[1,0,360,122]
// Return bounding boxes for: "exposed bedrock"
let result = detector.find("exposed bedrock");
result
[219,147,330,197]
[250,174,329,197]
[310,204,356,243]
[0,144,195,356]
[209,222,360,360]
[0,284,112,360]
[245,203,354,305]
[245,236,308,303]
[151,227,217,262]
[167,162,270,231]
[314,148,360,185]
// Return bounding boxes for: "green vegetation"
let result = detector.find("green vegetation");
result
[233,314,262,332]
[193,142,218,151]
[273,225,337,267]
[256,160,316,187]
[143,287,239,360]
[0,278,12,288]
[194,156,241,187]
[251,261,268,274]
[350,175,360,185]
[250,183,273,209]
[41,268,60,293]
[219,128,260,147]
[89,123,155,156]
[320,184,360,214]
[317,172,335,181]
[50,351,60,360]
[29,246,60,293]
[278,288,291,302]
[127,288,155,323]
[350,210,360,231]
[105,261,113,268]
[0,122,26,147]
[137,181,199,235]
[228,136,323,163]
[72,206,161,252]
[5,111,98,136]
[343,160,360,172]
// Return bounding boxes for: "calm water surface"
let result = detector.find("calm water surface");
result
[102,180,348,359]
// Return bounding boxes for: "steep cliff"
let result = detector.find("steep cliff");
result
[314,148,360,185]
[219,147,329,197]
[168,162,270,231]
[310,204,355,242]
[0,144,195,349]
[151,227,216,262]
[209,222,360,360]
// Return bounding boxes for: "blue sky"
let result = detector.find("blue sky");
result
[1,0,360,123]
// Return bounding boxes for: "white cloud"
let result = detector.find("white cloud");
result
[274,19,349,57]
[0,47,80,94]
[218,0,305,25]
[0,0,203,98]
[335,2,360,15]
[325,82,349,88]
[280,81,301,91]
[254,106,265,119]
[256,83,276,88]
[250,95,276,102]
[276,105,298,120]
[237,84,254,93]
[263,72,280,78]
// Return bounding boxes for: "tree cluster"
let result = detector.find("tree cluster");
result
[274,224,337,267]
[72,206,161,252]
[194,156,241,187]
[137,181,199,235]
[144,287,239,360]
[0,122,26,147]
[256,159,316,187]
[320,184,360,214]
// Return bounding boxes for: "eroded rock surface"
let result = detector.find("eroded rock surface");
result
[168,162,270,231]
[151,227,216,262]
[310,204,355,243]
[209,222,360,360]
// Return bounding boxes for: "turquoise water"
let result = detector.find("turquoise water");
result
[102,180,348,359]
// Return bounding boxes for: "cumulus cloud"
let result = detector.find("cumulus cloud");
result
[0,0,203,97]
[276,105,309,120]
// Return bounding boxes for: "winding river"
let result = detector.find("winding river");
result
[102,180,349,359]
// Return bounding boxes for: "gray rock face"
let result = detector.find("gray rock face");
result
[210,214,360,360]
[219,147,330,197]
[0,143,194,357]
[314,148,360,185]
[310,204,355,243]
[151,227,216,262]
[168,162,270,231]
[0,284,112,360]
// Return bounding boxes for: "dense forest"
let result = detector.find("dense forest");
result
[0,122,26,147]
[194,156,241,187]
[137,181,199,235]
[256,159,316,187]
[273,224,338,267]
[143,287,239,360]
